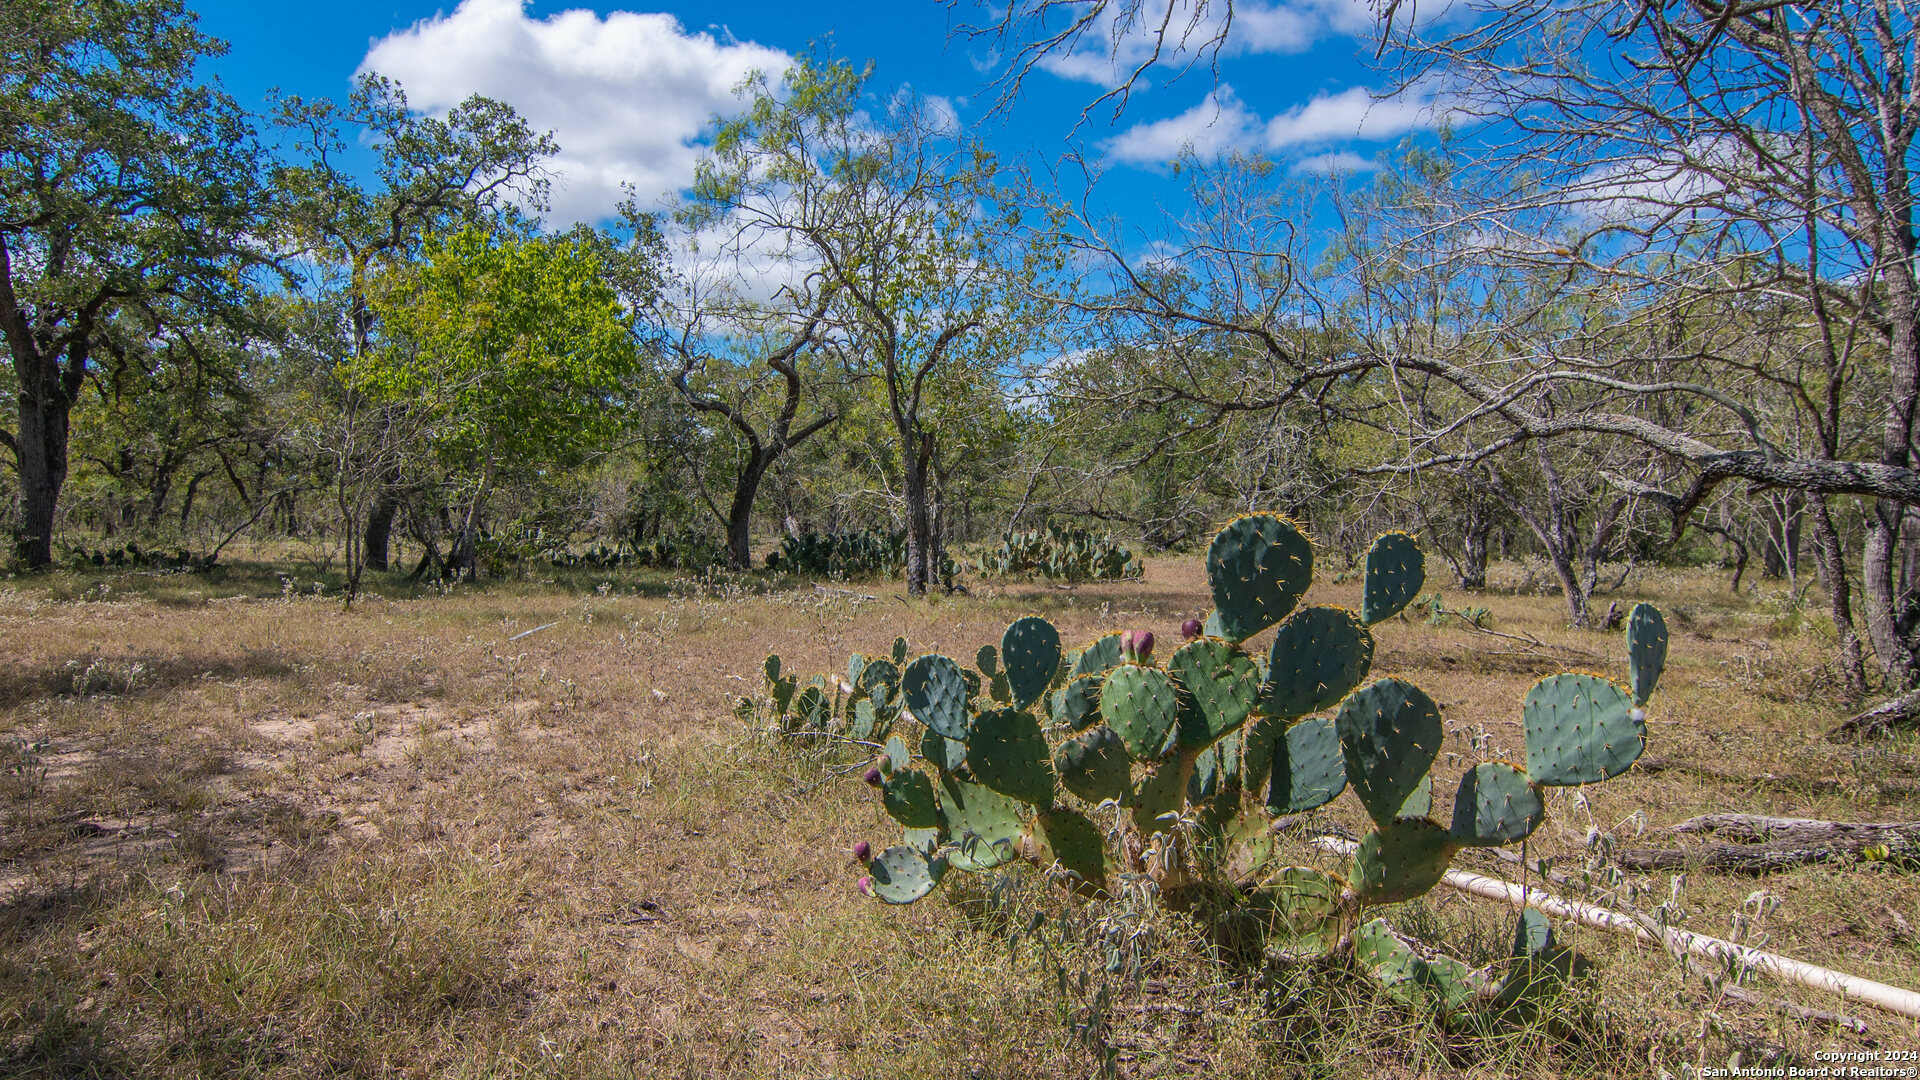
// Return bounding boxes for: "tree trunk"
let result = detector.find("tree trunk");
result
[1810,496,1869,700]
[724,450,771,571]
[364,485,400,572]
[903,431,934,595]
[14,362,75,568]
[1459,511,1491,590]
[1863,502,1920,689]
[1761,491,1803,585]
[179,468,212,529]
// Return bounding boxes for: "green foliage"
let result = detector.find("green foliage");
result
[358,227,641,471]
[752,513,1666,1027]
[977,522,1142,582]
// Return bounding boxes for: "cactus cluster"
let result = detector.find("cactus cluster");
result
[764,514,1668,1017]
[769,528,904,578]
[977,522,1142,582]
[766,528,960,583]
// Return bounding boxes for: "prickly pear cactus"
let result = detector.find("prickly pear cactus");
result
[978,522,1142,582]
[806,513,1662,1020]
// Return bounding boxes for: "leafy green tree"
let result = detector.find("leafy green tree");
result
[694,58,1049,592]
[272,74,557,570]
[358,227,641,579]
[0,0,270,566]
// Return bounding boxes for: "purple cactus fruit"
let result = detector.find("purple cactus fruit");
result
[1119,630,1136,656]
[1181,618,1202,640]
[1135,630,1154,658]
[853,840,872,861]
[857,875,874,896]
[878,755,896,777]
[863,766,884,787]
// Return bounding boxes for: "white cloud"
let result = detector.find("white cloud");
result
[1104,86,1262,166]
[1035,0,1390,88]
[1264,85,1437,147]
[1291,150,1378,175]
[360,0,789,225]
[1106,83,1442,168]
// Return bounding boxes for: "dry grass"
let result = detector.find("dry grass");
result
[1,552,1915,1078]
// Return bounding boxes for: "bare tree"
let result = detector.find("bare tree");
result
[653,252,843,570]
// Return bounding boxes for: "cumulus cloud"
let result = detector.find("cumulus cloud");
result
[1291,150,1378,175]
[360,0,789,225]
[1105,82,1445,168]
[1104,86,1262,165]
[1263,85,1438,147]
[1035,0,1391,88]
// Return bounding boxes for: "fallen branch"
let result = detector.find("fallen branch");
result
[1719,985,1869,1034]
[1618,814,1920,873]
[1311,836,1920,1021]
[1831,688,1920,739]
[1633,757,1920,800]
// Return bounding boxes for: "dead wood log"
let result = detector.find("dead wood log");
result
[1618,814,1920,872]
[1718,985,1870,1034]
[1831,688,1920,739]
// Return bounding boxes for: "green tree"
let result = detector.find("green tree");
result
[358,227,641,579]
[273,74,557,570]
[0,0,270,566]
[694,58,1048,592]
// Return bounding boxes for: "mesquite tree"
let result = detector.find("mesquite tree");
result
[691,59,1046,593]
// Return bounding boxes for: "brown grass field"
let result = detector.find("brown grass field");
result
[1,549,1916,1078]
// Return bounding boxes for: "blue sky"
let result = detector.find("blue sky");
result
[188,0,1434,230]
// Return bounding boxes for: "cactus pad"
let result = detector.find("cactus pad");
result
[1030,808,1112,890]
[1050,675,1103,730]
[936,774,1028,871]
[1001,616,1063,709]
[764,654,781,683]
[881,769,939,829]
[856,657,900,710]
[1257,866,1348,954]
[902,826,941,852]
[904,654,973,741]
[1353,918,1476,1011]
[1350,818,1458,905]
[847,653,867,689]
[1099,665,1181,760]
[1352,918,1425,1004]
[793,685,831,732]
[968,708,1056,808]
[867,844,946,904]
[883,734,910,772]
[1449,761,1545,847]
[1338,678,1444,827]
[975,645,999,678]
[891,636,909,666]
[1522,673,1643,786]
[849,698,884,742]
[1054,726,1133,803]
[920,727,968,772]
[1130,750,1197,833]
[1262,606,1375,720]
[1266,715,1347,813]
[1360,532,1425,625]
[1514,906,1553,958]
[1397,774,1433,819]
[1626,603,1668,706]
[1070,633,1125,679]
[1207,514,1314,642]
[1168,637,1259,750]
